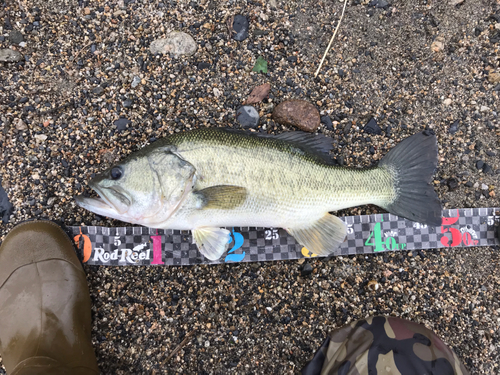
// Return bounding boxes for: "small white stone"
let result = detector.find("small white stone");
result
[150,32,197,58]
[443,98,452,106]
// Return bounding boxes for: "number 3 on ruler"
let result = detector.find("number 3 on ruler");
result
[440,210,462,247]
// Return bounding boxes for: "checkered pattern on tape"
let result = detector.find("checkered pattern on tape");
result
[71,207,500,266]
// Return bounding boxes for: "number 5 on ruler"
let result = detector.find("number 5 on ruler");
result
[440,211,461,247]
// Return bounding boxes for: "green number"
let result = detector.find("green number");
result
[365,222,385,252]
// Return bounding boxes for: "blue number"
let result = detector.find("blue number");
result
[224,228,245,262]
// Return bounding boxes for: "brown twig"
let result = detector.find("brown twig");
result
[314,0,348,78]
[163,329,197,365]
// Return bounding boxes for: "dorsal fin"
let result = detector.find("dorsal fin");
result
[223,128,335,164]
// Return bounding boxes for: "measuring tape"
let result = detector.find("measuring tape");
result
[70,207,499,266]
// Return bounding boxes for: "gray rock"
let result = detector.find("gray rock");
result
[233,15,249,42]
[0,49,23,63]
[15,119,28,131]
[114,118,131,131]
[9,30,24,45]
[131,76,141,88]
[92,86,104,95]
[236,106,259,128]
[123,99,133,108]
[150,32,197,58]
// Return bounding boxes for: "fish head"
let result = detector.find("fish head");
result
[75,150,196,226]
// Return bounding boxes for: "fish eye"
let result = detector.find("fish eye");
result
[110,166,123,180]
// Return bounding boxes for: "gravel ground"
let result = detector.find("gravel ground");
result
[1,0,500,373]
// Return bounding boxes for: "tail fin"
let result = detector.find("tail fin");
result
[378,130,442,226]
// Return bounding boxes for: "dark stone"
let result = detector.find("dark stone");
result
[338,69,345,78]
[363,117,382,135]
[447,178,458,191]
[474,27,482,37]
[92,86,104,95]
[465,181,473,187]
[485,150,496,157]
[449,120,459,134]
[236,106,259,128]
[483,163,492,174]
[114,118,131,131]
[197,62,210,70]
[301,263,313,276]
[475,160,484,170]
[320,115,334,131]
[0,178,14,223]
[232,15,249,41]
[9,30,24,44]
[123,99,133,108]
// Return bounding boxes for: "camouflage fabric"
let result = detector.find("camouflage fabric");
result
[302,316,469,375]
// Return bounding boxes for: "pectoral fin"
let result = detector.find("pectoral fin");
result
[192,227,231,260]
[196,185,247,210]
[287,214,347,256]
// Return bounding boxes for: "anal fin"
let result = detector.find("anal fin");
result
[192,227,231,260]
[287,214,347,256]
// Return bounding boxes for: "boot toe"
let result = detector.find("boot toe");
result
[0,221,83,287]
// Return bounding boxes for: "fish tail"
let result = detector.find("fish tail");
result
[378,130,442,226]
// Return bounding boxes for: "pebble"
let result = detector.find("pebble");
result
[320,115,334,131]
[236,106,259,128]
[301,263,313,276]
[272,100,320,132]
[198,62,210,70]
[476,160,484,170]
[92,86,104,95]
[488,72,500,84]
[447,178,459,191]
[9,30,24,45]
[449,120,459,134]
[123,99,133,108]
[483,164,492,174]
[114,118,131,131]
[232,15,249,42]
[150,32,197,58]
[34,134,47,145]
[0,179,14,223]
[131,76,141,88]
[443,98,452,106]
[363,117,382,135]
[15,119,27,131]
[376,0,389,9]
[431,36,445,52]
[0,48,23,62]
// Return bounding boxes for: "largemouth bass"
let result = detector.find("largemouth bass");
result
[76,128,442,260]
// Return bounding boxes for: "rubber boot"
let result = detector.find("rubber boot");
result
[0,221,99,375]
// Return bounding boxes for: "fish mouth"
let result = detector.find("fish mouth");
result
[75,184,131,220]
